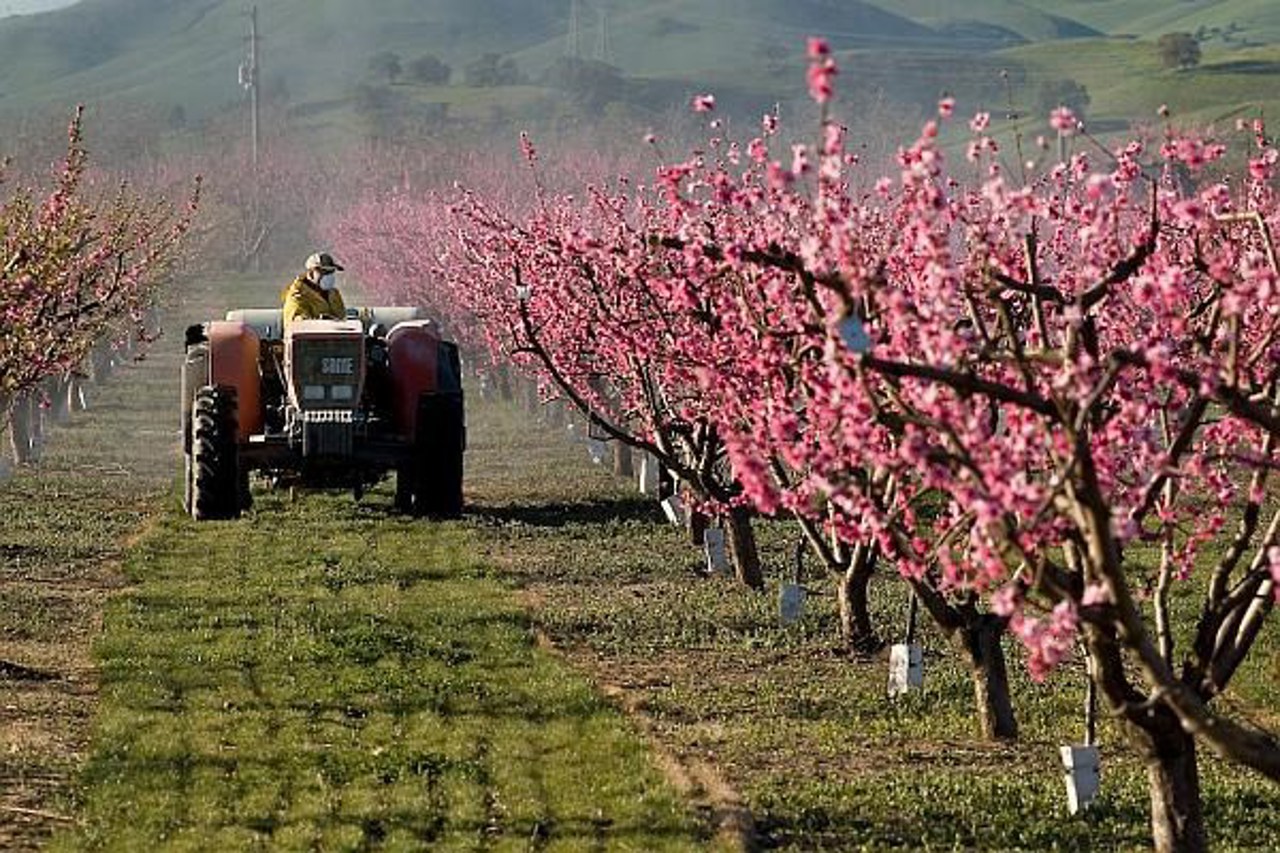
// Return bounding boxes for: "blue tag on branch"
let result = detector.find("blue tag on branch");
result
[839,315,872,353]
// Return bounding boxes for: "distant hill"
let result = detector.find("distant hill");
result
[0,0,940,113]
[0,0,1279,148]
[863,0,1101,43]
[0,0,569,117]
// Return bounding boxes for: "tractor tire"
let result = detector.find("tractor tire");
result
[394,464,414,514]
[407,392,465,519]
[190,386,242,521]
[182,442,193,515]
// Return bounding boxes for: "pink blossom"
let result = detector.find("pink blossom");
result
[1081,584,1112,607]
[938,97,955,118]
[691,93,716,113]
[807,47,838,105]
[1050,106,1078,135]
[792,144,811,175]
[807,37,830,59]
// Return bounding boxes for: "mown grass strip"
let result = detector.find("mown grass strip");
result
[53,487,708,851]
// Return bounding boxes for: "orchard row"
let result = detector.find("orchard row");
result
[331,40,1280,852]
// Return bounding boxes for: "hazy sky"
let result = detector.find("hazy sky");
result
[0,0,78,17]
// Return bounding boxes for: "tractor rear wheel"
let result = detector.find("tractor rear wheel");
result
[182,442,193,515]
[402,393,465,519]
[191,386,242,520]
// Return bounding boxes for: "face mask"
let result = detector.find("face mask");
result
[318,272,336,292]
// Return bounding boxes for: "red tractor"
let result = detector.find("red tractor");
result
[180,306,464,520]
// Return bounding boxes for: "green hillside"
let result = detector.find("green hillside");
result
[1021,0,1280,40]
[0,0,568,116]
[1,0,1280,146]
[863,0,1101,43]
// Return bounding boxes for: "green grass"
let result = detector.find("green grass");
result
[54,491,704,851]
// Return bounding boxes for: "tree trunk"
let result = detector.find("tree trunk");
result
[686,507,709,547]
[725,506,764,589]
[9,394,34,464]
[838,547,881,654]
[89,346,113,384]
[961,615,1019,740]
[522,380,539,416]
[1137,709,1207,853]
[496,365,514,402]
[48,374,71,424]
[28,394,45,462]
[0,393,10,483]
[613,442,634,477]
[68,373,86,412]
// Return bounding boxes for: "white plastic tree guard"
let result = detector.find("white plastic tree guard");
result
[1061,654,1102,813]
[638,452,660,495]
[660,493,685,525]
[779,583,807,626]
[1061,745,1101,814]
[703,528,729,574]
[887,643,924,697]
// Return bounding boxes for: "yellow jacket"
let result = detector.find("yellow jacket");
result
[282,276,346,326]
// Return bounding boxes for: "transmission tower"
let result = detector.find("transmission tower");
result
[566,0,583,59]
[237,4,260,166]
[594,5,613,64]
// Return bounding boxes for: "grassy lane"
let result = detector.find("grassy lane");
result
[56,490,705,851]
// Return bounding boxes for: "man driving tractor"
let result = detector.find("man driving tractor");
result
[283,252,346,325]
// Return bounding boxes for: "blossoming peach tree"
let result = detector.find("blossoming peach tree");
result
[672,40,1279,853]
[331,38,1279,850]
[1,109,198,434]
[335,149,773,587]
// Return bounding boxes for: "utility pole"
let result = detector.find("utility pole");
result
[566,0,582,59]
[238,4,260,166]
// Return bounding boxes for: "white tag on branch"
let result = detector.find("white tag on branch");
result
[515,284,532,302]
[839,314,872,354]
[1060,745,1101,815]
[704,528,729,574]
[779,583,807,626]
